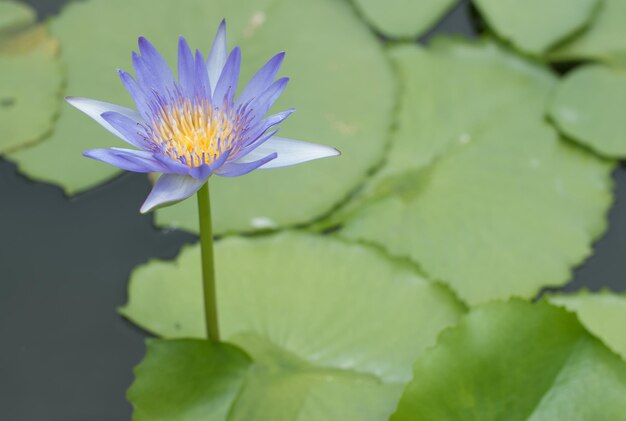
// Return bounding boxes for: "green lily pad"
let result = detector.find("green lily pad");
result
[371,40,556,194]
[548,290,626,361]
[0,26,63,153]
[341,112,613,306]
[121,232,465,420]
[0,1,35,36]
[550,0,626,64]
[9,0,394,237]
[129,339,252,421]
[549,64,626,158]
[391,300,626,420]
[313,39,560,231]
[350,0,457,39]
[473,0,600,55]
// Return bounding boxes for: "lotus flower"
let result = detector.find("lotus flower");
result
[67,20,339,213]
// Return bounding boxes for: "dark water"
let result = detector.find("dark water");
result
[0,0,624,419]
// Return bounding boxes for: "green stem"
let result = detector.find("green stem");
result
[197,182,220,342]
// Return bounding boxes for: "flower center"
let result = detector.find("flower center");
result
[149,97,240,168]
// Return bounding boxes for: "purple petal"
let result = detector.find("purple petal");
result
[118,70,151,118]
[65,97,144,143]
[137,37,175,89]
[194,49,211,99]
[140,174,206,213]
[215,152,277,177]
[233,136,340,169]
[247,77,289,120]
[177,37,195,97]
[237,52,285,106]
[207,19,228,94]
[101,111,150,149]
[213,47,241,106]
[188,149,231,179]
[83,148,166,173]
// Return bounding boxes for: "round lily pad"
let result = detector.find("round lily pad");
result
[0,1,35,36]
[9,0,394,239]
[341,112,614,306]
[391,300,626,420]
[0,26,63,153]
[549,64,626,158]
[371,40,557,193]
[121,232,465,420]
[548,290,626,361]
[473,0,600,55]
[350,0,457,39]
[129,339,252,421]
[550,0,626,64]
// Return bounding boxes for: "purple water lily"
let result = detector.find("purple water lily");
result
[67,20,339,213]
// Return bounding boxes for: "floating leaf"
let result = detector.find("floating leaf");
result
[473,0,600,54]
[549,290,626,361]
[350,0,457,39]
[0,26,63,153]
[9,0,393,239]
[549,64,626,158]
[128,339,252,421]
[391,300,626,420]
[550,0,626,64]
[370,40,556,194]
[121,232,464,419]
[341,112,613,306]
[0,1,35,36]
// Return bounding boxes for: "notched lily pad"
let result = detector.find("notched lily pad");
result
[548,290,626,361]
[10,0,393,240]
[391,300,626,420]
[121,232,465,420]
[0,1,36,36]
[341,112,614,305]
[350,0,457,39]
[0,26,63,153]
[549,64,626,158]
[128,339,252,421]
[550,0,626,64]
[473,0,600,54]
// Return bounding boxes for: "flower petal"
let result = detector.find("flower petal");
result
[101,111,149,149]
[83,148,166,173]
[235,136,340,169]
[213,46,241,105]
[207,19,227,94]
[247,77,289,120]
[118,70,151,118]
[137,37,175,90]
[215,152,277,177]
[65,96,144,143]
[140,174,206,213]
[237,52,285,106]
[177,37,196,98]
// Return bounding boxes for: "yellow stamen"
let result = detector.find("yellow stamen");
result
[150,98,239,167]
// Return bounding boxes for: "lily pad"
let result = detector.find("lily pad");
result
[9,0,394,238]
[350,0,457,39]
[0,26,63,153]
[473,0,600,54]
[371,40,556,193]
[312,39,559,231]
[550,0,626,64]
[0,1,35,36]
[121,232,465,420]
[391,300,626,420]
[548,290,626,361]
[549,64,626,158]
[129,339,252,421]
[341,112,613,306]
